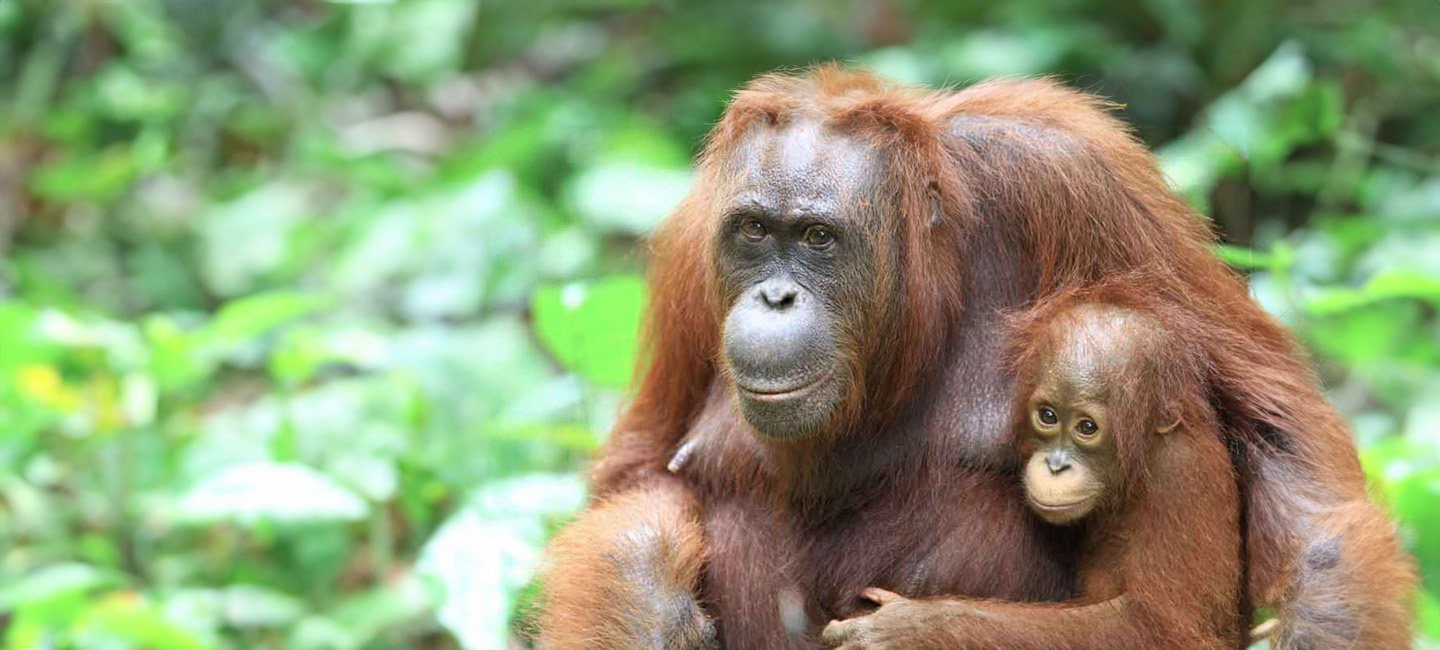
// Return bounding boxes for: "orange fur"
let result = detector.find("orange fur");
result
[986,290,1244,648]
[537,483,712,649]
[543,65,1416,649]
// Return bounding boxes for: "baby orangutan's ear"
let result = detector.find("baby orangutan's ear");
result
[1156,402,1182,435]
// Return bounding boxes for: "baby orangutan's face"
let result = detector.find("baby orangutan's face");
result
[1022,390,1116,525]
[1020,307,1135,525]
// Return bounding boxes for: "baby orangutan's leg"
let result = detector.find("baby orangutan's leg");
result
[537,482,716,650]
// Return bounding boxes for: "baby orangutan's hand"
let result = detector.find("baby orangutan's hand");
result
[821,588,966,650]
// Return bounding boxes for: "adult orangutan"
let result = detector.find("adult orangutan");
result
[536,66,1415,649]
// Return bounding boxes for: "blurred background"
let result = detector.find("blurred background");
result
[0,0,1437,648]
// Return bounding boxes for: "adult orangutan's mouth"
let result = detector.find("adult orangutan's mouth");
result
[738,372,831,401]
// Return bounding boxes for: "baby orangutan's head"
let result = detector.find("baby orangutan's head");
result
[1019,305,1187,525]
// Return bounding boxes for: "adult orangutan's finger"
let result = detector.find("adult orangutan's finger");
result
[860,587,904,605]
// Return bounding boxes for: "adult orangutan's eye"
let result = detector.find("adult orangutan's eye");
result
[1037,406,1059,426]
[803,225,835,249]
[739,219,767,241]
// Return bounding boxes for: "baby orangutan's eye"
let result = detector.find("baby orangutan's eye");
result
[1075,418,1099,438]
[1037,406,1059,426]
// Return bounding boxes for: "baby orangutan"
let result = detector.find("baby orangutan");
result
[823,299,1251,649]
[1020,303,1201,528]
[1015,302,1245,636]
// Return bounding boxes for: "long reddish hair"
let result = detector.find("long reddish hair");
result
[594,65,1362,501]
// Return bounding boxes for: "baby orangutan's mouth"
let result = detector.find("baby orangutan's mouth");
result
[1028,497,1093,517]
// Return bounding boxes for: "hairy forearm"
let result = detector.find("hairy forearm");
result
[537,482,715,650]
[924,597,1154,650]
[1245,451,1416,650]
[825,594,1174,650]
[1261,500,1416,650]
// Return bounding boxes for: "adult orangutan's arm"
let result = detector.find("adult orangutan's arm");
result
[1211,333,1416,650]
[536,480,716,650]
[1244,461,1415,649]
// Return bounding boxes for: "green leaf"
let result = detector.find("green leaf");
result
[1364,270,1440,304]
[0,564,119,610]
[206,291,330,348]
[1419,589,1440,641]
[417,474,585,650]
[175,462,369,525]
[321,574,431,646]
[1158,132,1240,203]
[27,147,139,203]
[566,162,692,235]
[1362,438,1440,591]
[1304,271,1440,316]
[531,276,646,389]
[1213,244,1273,270]
[0,302,55,370]
[217,585,307,628]
[197,185,314,297]
[939,29,1067,79]
[267,324,390,385]
[79,593,211,650]
[142,314,211,391]
[1304,301,1422,364]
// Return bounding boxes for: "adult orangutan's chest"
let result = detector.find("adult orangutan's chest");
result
[701,468,1077,641]
[802,472,1073,619]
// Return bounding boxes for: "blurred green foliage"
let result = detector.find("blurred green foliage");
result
[0,0,1437,648]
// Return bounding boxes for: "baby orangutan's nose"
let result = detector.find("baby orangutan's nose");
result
[1046,451,1072,475]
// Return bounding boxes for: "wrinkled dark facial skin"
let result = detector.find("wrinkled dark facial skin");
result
[715,120,888,440]
[1021,307,1136,525]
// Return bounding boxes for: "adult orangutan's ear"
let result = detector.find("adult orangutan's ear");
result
[927,180,943,228]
